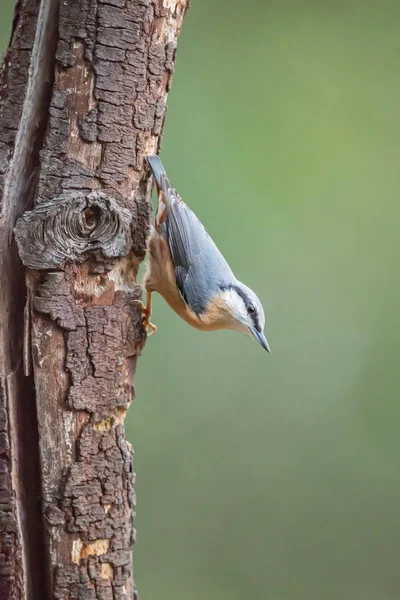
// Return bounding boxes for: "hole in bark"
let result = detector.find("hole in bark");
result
[83,205,101,229]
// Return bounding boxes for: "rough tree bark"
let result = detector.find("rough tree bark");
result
[0,1,188,599]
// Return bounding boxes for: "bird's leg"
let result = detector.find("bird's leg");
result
[136,290,157,335]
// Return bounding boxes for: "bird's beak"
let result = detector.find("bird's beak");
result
[251,327,271,353]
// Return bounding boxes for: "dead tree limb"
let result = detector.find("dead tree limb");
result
[0,1,188,598]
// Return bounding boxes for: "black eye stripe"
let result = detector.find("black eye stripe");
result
[250,313,260,330]
[220,284,261,331]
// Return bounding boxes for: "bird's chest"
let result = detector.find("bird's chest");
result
[145,231,195,322]
[144,230,227,332]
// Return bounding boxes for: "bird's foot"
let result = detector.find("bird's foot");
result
[143,318,157,336]
[131,299,157,336]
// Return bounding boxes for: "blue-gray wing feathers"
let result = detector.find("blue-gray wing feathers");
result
[147,155,234,315]
[161,198,234,315]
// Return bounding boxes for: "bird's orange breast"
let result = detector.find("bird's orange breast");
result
[143,229,231,332]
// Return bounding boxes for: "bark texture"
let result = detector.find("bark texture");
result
[0,0,188,598]
[0,2,48,598]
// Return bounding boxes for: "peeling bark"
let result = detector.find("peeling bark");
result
[0,0,188,598]
[0,1,52,598]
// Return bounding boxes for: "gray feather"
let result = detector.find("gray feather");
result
[147,155,235,315]
[162,198,234,315]
[146,155,168,189]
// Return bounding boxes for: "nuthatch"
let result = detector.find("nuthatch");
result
[140,155,270,352]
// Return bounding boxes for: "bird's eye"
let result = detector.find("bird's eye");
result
[248,304,256,315]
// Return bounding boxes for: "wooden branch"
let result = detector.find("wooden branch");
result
[0,0,188,598]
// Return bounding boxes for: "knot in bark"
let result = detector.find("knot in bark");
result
[15,191,132,269]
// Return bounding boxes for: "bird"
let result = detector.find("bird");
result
[140,154,271,353]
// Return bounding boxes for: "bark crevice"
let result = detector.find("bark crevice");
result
[0,0,61,597]
[1,0,188,598]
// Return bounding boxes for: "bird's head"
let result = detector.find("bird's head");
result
[218,282,270,352]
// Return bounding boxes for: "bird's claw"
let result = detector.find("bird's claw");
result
[130,299,145,311]
[143,319,157,336]
[130,299,157,336]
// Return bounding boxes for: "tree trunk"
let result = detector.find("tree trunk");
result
[0,1,188,599]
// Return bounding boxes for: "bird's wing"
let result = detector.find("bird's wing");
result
[146,155,234,313]
[161,198,234,315]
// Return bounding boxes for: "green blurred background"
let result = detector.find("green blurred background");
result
[2,1,400,598]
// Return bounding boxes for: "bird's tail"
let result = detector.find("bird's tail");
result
[146,155,173,231]
[146,155,171,193]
